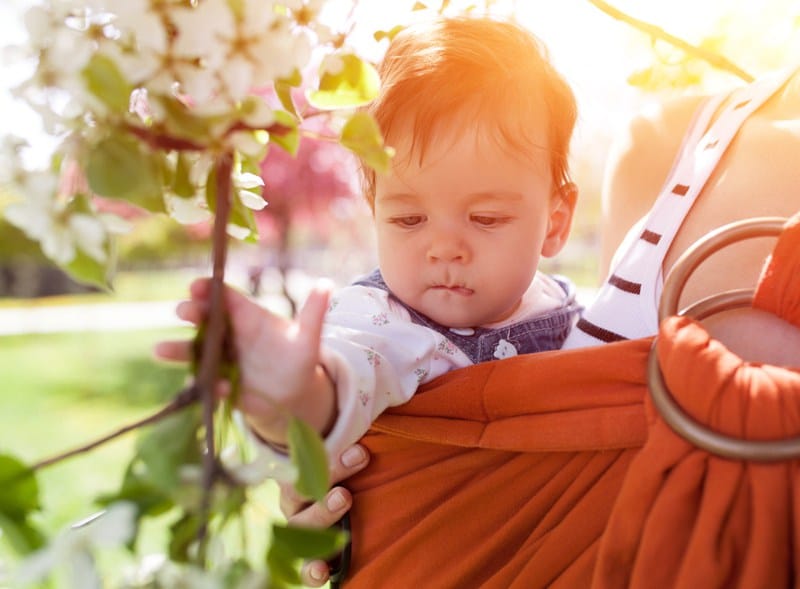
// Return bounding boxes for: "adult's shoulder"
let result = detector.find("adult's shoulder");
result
[598,93,707,274]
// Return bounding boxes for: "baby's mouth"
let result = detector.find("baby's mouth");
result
[431,284,474,296]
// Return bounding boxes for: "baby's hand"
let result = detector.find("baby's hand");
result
[155,279,336,444]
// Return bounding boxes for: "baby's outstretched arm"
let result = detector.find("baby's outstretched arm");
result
[155,278,337,446]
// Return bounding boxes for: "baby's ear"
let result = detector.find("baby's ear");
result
[541,182,578,258]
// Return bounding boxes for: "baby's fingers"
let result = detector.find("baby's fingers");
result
[297,282,333,348]
[153,339,193,362]
[175,299,206,325]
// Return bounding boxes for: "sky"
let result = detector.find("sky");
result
[2,0,799,168]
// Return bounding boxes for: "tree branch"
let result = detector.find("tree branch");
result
[124,120,295,153]
[29,384,200,472]
[586,0,754,83]
[193,150,234,560]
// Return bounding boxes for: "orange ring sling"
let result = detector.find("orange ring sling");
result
[341,213,800,588]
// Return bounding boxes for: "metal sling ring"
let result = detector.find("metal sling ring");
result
[648,216,800,461]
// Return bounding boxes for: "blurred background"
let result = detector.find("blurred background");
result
[1,0,799,578]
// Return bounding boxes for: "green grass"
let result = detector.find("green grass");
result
[0,268,205,309]
[0,329,189,525]
[0,327,284,584]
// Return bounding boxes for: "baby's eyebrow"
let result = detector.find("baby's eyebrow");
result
[377,192,419,205]
[467,191,525,204]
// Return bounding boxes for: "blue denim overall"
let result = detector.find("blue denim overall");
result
[353,269,582,363]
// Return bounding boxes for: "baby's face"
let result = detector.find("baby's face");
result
[373,125,563,328]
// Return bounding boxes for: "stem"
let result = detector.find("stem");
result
[124,120,295,153]
[277,215,297,317]
[194,150,234,560]
[29,385,199,472]
[586,0,754,83]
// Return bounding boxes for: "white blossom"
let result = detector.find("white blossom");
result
[226,223,252,240]
[15,503,136,589]
[285,0,338,43]
[0,136,27,185]
[123,556,234,589]
[170,0,314,104]
[221,443,296,485]
[241,99,275,128]
[15,3,106,122]
[234,172,265,190]
[3,174,112,265]
[228,131,268,158]
[237,189,268,210]
[165,194,212,225]
[320,53,346,76]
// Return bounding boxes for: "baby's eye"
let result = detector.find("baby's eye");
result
[471,215,510,227]
[390,215,425,227]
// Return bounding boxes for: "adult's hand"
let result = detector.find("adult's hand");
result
[280,443,369,587]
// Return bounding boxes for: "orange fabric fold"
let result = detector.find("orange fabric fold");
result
[753,212,800,327]
[345,340,651,588]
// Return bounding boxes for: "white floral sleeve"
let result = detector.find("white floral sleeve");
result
[320,285,471,457]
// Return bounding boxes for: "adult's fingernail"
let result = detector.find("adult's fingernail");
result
[341,445,366,468]
[326,489,347,512]
[309,562,327,582]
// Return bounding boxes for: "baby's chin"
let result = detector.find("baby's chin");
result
[422,308,485,330]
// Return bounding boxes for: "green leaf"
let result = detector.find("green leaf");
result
[271,524,348,560]
[86,135,164,211]
[275,69,302,117]
[98,463,174,518]
[205,164,218,212]
[307,54,380,110]
[0,454,39,519]
[0,454,45,555]
[373,25,406,43]
[0,511,45,554]
[158,96,213,140]
[172,153,195,198]
[287,417,329,502]
[269,110,300,156]
[266,541,302,587]
[266,524,347,587]
[340,111,394,174]
[81,53,133,113]
[64,247,115,292]
[223,558,256,587]
[168,512,201,563]
[136,409,202,492]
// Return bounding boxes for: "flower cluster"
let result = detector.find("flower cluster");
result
[1,0,385,285]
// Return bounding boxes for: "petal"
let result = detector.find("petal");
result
[42,227,76,265]
[23,5,52,40]
[226,223,251,240]
[228,131,266,158]
[172,0,233,61]
[69,215,108,262]
[235,172,264,189]
[221,58,255,100]
[98,212,133,234]
[82,502,137,547]
[14,545,58,583]
[68,549,102,589]
[3,202,37,234]
[179,68,222,107]
[237,189,267,210]
[166,194,212,224]
[227,447,296,485]
[242,99,274,128]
